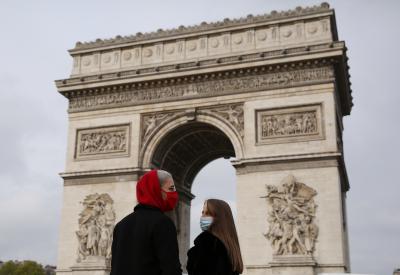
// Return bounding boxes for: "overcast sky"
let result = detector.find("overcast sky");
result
[0,1,399,275]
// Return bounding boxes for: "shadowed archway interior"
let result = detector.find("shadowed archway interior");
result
[149,121,236,268]
[150,122,236,196]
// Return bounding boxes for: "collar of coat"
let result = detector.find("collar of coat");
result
[194,230,224,247]
[134,203,163,212]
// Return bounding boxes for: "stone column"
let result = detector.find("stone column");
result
[234,159,349,275]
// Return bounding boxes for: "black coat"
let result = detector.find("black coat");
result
[110,204,182,275]
[186,231,239,275]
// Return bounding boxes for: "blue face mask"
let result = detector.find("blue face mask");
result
[200,216,213,231]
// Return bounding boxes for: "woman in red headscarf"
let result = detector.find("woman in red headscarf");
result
[110,169,182,275]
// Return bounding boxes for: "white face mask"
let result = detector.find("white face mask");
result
[200,216,213,231]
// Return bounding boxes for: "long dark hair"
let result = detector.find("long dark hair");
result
[205,199,243,273]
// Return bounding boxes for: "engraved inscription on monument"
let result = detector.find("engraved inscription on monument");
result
[256,104,323,145]
[76,193,116,264]
[75,124,130,160]
[262,174,318,257]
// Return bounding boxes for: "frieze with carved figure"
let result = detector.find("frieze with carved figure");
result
[76,193,116,264]
[256,104,323,145]
[75,124,130,160]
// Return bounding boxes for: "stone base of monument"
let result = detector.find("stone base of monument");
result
[70,256,110,275]
[270,255,316,275]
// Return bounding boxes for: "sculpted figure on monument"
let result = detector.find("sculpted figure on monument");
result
[143,116,158,139]
[76,224,89,261]
[76,193,116,263]
[207,104,244,137]
[225,105,242,127]
[87,219,99,256]
[262,174,318,256]
[142,113,170,140]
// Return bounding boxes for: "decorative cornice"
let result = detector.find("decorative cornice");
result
[231,151,342,167]
[71,3,331,51]
[64,174,138,186]
[59,167,145,179]
[56,41,352,116]
[65,62,335,113]
[231,151,350,191]
[57,41,344,89]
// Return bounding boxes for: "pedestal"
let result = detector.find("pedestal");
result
[71,256,110,275]
[270,255,316,275]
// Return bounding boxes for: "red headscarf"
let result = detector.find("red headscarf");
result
[136,169,178,212]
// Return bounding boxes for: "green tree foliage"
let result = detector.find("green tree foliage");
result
[0,260,46,275]
[0,261,18,275]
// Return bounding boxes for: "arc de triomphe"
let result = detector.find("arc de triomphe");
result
[55,3,352,275]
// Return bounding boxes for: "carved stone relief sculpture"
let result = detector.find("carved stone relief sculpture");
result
[256,104,323,145]
[75,124,130,160]
[261,174,318,256]
[76,193,116,264]
[141,103,244,151]
[67,66,334,112]
[140,111,189,150]
[202,104,244,138]
[142,113,171,141]
[262,111,317,137]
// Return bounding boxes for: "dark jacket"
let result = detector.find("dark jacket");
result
[110,204,182,275]
[186,231,239,275]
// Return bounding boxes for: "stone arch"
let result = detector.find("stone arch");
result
[140,111,244,171]
[139,111,244,266]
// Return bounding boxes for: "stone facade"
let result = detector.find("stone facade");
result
[55,3,352,275]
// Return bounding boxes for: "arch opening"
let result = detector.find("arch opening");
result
[149,121,237,267]
[151,121,236,197]
[190,158,236,245]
